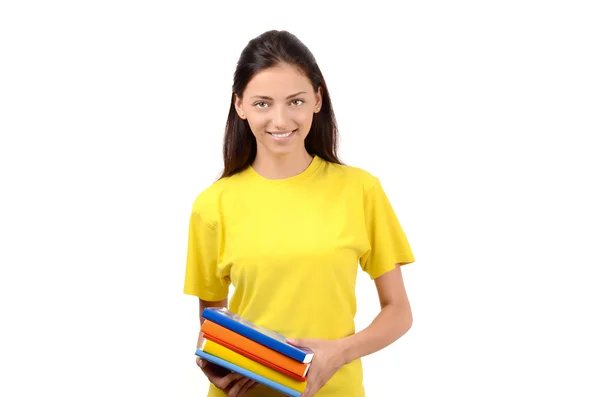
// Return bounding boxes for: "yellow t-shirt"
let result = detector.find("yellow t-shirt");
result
[184,155,414,397]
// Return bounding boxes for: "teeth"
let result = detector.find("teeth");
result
[271,131,293,137]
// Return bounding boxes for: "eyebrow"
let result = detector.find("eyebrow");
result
[250,91,307,100]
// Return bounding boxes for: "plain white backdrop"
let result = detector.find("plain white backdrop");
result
[1,1,599,396]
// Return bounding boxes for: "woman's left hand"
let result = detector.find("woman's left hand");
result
[286,337,346,397]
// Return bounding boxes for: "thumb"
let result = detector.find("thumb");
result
[286,338,312,347]
[286,338,302,346]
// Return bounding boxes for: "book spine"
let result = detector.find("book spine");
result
[202,339,306,392]
[201,320,309,379]
[195,350,300,397]
[202,310,308,363]
[203,334,306,382]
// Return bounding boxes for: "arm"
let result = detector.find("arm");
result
[197,298,228,346]
[339,264,413,364]
[199,298,228,322]
[196,298,260,395]
[288,264,412,397]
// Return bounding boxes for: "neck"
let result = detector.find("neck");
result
[252,150,314,180]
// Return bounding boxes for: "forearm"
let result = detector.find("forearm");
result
[199,298,228,321]
[197,298,228,348]
[339,303,412,365]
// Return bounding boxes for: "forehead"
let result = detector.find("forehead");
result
[244,63,313,98]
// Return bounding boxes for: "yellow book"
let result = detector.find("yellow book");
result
[201,338,307,393]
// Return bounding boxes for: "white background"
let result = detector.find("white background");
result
[1,1,599,396]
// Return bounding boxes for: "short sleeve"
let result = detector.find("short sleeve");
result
[359,179,415,279]
[183,210,229,301]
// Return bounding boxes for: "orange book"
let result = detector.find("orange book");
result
[201,320,310,381]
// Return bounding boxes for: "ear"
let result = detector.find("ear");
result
[314,86,323,113]
[234,93,246,119]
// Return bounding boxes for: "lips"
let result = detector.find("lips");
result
[267,129,297,138]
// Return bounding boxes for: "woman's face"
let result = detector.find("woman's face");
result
[235,63,322,158]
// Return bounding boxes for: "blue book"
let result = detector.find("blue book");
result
[201,307,314,364]
[195,349,301,397]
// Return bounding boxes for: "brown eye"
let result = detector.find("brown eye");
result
[291,99,304,106]
[254,101,268,108]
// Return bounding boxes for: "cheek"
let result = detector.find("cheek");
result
[295,111,314,130]
[247,116,269,135]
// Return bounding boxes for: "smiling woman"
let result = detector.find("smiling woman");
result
[219,30,341,180]
[184,30,416,397]
[235,65,319,161]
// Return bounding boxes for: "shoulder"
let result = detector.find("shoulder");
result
[190,173,244,226]
[321,160,381,193]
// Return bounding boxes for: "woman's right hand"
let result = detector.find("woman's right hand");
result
[196,331,257,397]
[196,356,258,397]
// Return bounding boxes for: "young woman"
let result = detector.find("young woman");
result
[184,30,415,397]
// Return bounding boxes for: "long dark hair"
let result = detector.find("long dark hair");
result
[219,30,342,179]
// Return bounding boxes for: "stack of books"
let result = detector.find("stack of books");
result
[195,307,313,397]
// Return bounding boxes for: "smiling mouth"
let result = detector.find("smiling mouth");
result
[267,129,297,138]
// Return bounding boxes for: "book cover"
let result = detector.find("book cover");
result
[201,307,314,364]
[198,339,307,394]
[202,320,310,381]
[195,349,301,397]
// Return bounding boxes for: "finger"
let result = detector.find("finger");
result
[304,381,318,397]
[229,380,256,397]
[300,385,311,397]
[213,371,244,390]
[226,377,248,397]
[227,377,251,397]
[238,379,258,396]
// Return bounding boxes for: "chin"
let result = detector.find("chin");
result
[260,131,306,155]
[268,146,302,157]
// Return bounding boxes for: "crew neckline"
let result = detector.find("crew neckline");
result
[247,155,323,183]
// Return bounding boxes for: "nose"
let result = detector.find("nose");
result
[272,104,292,130]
